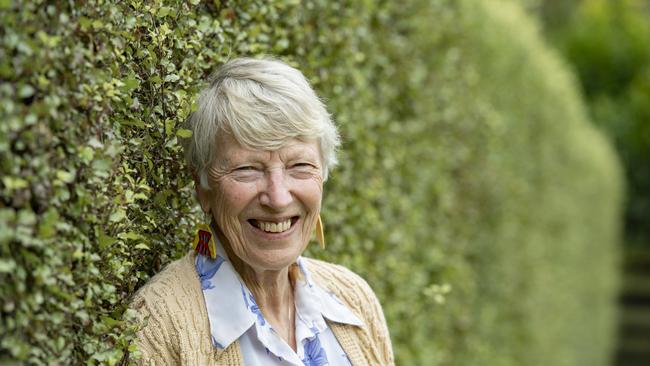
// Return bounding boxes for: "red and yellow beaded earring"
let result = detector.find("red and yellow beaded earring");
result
[193,212,216,258]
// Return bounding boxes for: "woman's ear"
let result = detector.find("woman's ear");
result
[194,173,212,213]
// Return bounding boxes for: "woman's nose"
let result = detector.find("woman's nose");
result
[259,169,292,209]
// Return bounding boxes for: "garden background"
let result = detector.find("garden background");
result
[1,0,647,365]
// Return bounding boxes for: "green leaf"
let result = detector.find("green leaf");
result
[18,84,35,98]
[122,76,140,92]
[117,231,141,240]
[38,209,59,238]
[92,159,112,172]
[176,128,192,138]
[109,209,126,223]
[101,316,122,327]
[0,259,16,273]
[2,176,28,189]
[164,73,179,82]
[157,6,173,18]
[88,138,104,149]
[56,170,75,183]
[78,16,92,29]
[78,146,95,163]
[98,234,116,250]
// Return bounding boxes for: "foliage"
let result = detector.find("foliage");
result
[0,0,622,365]
[539,0,650,245]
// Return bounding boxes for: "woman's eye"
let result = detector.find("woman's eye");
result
[236,166,256,171]
[231,166,263,182]
[289,163,320,178]
[292,163,313,169]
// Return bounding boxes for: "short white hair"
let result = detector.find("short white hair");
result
[184,57,340,188]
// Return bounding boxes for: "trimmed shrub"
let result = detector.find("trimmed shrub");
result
[541,0,650,245]
[0,0,622,365]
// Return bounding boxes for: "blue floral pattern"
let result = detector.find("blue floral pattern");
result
[297,259,314,288]
[309,324,320,335]
[240,284,266,326]
[196,256,224,290]
[302,335,329,366]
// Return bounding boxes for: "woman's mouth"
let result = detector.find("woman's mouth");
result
[248,217,299,233]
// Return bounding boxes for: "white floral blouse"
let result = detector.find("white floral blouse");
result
[195,242,363,366]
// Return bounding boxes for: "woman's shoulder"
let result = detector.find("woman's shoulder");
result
[132,251,199,306]
[301,257,379,310]
[301,257,363,281]
[129,251,215,363]
[302,257,395,365]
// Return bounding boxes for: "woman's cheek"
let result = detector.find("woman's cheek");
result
[212,184,243,244]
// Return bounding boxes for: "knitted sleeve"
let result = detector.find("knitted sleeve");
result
[129,252,218,365]
[352,271,394,365]
[307,259,395,365]
[131,287,180,365]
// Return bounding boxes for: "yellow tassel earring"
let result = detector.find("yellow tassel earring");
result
[193,211,217,259]
[315,215,325,249]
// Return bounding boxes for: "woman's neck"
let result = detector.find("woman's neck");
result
[249,268,297,351]
[250,267,292,306]
[216,229,298,350]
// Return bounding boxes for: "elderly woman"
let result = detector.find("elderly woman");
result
[131,58,394,365]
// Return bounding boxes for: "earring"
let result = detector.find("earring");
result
[193,211,217,259]
[315,215,325,249]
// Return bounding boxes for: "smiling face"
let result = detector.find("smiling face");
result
[196,134,324,274]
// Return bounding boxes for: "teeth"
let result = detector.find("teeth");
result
[257,219,292,233]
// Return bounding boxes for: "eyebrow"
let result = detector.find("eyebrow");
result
[223,148,319,167]
[280,147,320,161]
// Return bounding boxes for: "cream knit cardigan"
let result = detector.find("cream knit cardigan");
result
[131,252,394,365]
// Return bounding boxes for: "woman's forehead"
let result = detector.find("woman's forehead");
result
[215,135,320,163]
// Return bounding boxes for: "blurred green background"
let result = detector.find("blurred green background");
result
[533,0,650,364]
[0,0,647,365]
[537,0,650,248]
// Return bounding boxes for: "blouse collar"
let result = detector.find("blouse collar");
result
[195,240,363,355]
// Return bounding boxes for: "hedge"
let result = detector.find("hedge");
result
[0,0,622,365]
[541,0,650,245]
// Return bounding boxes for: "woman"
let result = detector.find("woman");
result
[131,58,394,365]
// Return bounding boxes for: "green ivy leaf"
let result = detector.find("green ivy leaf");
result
[0,259,16,273]
[98,234,116,250]
[109,209,126,223]
[176,129,192,138]
[157,6,173,18]
[164,74,179,82]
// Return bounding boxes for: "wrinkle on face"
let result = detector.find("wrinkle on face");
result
[206,156,234,186]
[200,134,325,280]
[209,139,324,193]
